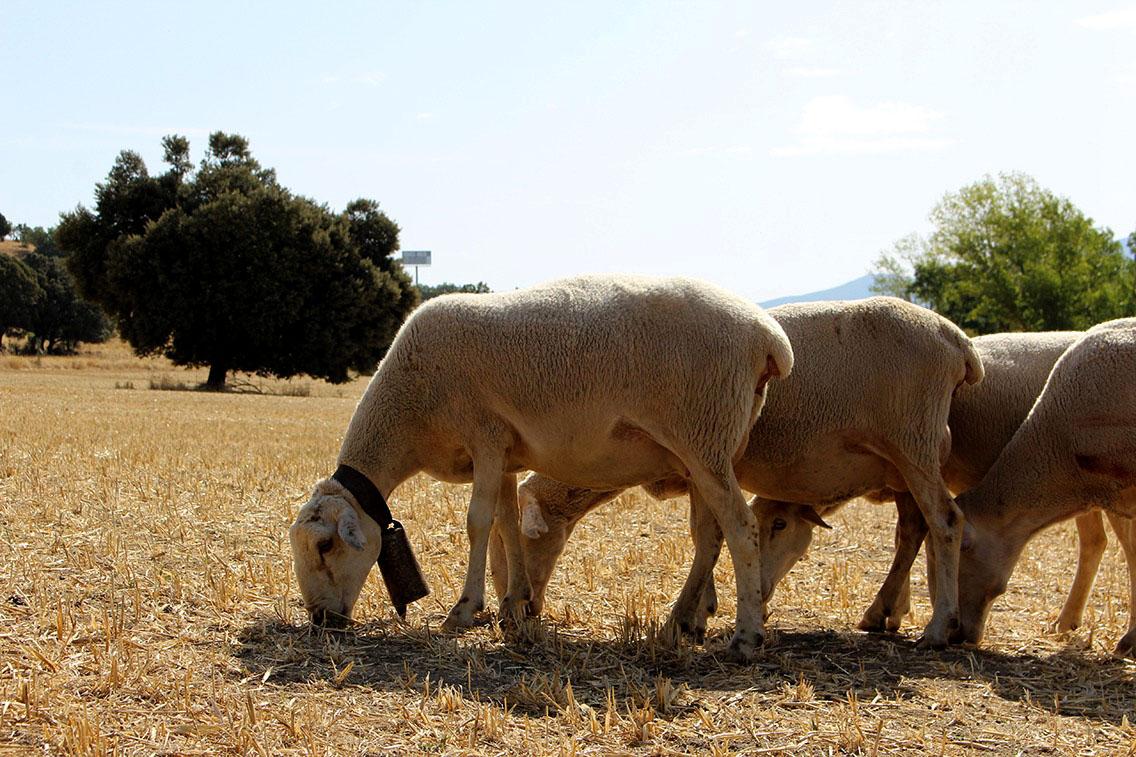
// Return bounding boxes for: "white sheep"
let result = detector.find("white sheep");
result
[509,328,1136,646]
[501,297,983,648]
[859,330,1081,632]
[288,274,793,661]
[954,318,1136,647]
[865,330,1136,654]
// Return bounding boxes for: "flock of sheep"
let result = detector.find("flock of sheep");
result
[288,274,1136,663]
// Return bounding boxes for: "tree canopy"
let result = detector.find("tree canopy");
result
[0,212,10,240]
[12,224,64,257]
[0,250,109,353]
[871,173,1134,333]
[21,252,111,353]
[417,281,492,301]
[58,131,418,388]
[0,254,43,350]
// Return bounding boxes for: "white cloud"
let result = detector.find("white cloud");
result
[1076,7,1136,30]
[677,145,754,158]
[773,95,952,157]
[766,35,814,60]
[1116,62,1136,84]
[785,66,843,79]
[321,71,387,87]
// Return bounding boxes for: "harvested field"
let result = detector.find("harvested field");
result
[2,343,1135,754]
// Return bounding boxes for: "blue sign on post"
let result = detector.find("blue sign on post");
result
[402,250,432,284]
[402,250,432,266]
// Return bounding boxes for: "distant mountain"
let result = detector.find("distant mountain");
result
[760,273,877,308]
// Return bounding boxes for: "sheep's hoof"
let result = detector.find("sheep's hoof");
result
[857,613,887,633]
[498,596,531,628]
[673,618,706,644]
[1112,632,1136,659]
[917,614,960,650]
[916,628,952,649]
[723,629,764,663]
[1051,615,1080,634]
[442,598,483,632]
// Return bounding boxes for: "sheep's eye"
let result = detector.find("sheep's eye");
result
[772,518,787,532]
[317,538,335,555]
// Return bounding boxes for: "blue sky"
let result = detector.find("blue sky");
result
[2,1,1134,301]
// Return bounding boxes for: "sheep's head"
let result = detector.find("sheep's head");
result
[954,518,1015,644]
[517,473,622,535]
[289,479,383,628]
[753,500,831,606]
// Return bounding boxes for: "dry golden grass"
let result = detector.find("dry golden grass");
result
[0,240,31,257]
[2,344,1136,754]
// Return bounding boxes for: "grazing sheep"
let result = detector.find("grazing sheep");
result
[501,297,983,648]
[954,318,1136,648]
[289,274,793,661]
[859,331,1081,632]
[702,328,1136,647]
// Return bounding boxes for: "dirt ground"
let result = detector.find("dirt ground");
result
[2,343,1134,755]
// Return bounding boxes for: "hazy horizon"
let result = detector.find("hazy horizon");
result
[3,1,1134,302]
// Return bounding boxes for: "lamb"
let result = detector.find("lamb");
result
[288,274,793,661]
[953,318,1136,647]
[499,297,983,648]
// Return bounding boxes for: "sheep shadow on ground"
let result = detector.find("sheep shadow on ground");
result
[232,615,1136,725]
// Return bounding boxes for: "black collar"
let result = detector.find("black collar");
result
[331,464,394,528]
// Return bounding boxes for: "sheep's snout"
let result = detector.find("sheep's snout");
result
[309,605,350,629]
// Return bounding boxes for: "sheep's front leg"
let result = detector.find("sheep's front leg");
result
[1105,512,1136,658]
[489,514,578,618]
[860,493,927,633]
[665,491,723,644]
[1053,510,1107,633]
[442,460,503,632]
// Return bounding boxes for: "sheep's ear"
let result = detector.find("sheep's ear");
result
[337,507,366,550]
[796,505,832,530]
[961,521,977,551]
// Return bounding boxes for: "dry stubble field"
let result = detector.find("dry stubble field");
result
[2,342,1136,755]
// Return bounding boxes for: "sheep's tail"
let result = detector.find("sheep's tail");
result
[759,313,795,381]
[935,319,984,386]
[961,336,984,385]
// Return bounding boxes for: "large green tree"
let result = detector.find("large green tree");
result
[0,212,10,240]
[58,132,417,389]
[0,254,43,350]
[871,173,1134,333]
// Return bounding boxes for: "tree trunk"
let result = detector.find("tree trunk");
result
[206,363,228,391]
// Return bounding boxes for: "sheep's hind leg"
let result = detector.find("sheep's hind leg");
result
[859,492,927,633]
[489,525,508,605]
[1104,511,1136,658]
[443,458,505,632]
[688,467,766,662]
[494,472,535,626]
[905,475,963,648]
[665,491,724,644]
[1053,510,1107,633]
